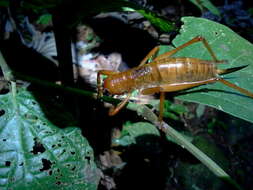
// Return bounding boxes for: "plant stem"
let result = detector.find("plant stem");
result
[0,51,14,81]
[13,71,119,104]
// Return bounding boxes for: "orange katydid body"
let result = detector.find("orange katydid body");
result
[97,36,253,121]
[103,58,223,95]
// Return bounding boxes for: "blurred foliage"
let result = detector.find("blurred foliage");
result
[147,99,188,120]
[21,0,62,11]
[135,9,175,32]
[0,0,9,7]
[192,136,229,171]
[207,118,227,134]
[19,0,175,32]
[36,14,52,25]
[189,0,220,16]
[175,135,230,190]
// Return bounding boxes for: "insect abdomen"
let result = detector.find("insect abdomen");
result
[155,58,217,85]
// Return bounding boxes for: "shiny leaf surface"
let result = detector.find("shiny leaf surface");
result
[0,87,100,190]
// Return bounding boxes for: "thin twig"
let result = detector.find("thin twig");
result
[0,51,14,81]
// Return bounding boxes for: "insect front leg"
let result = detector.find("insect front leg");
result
[97,70,132,116]
[108,93,132,116]
[97,70,118,98]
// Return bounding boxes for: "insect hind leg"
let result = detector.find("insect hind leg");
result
[153,36,220,62]
[218,78,253,98]
[140,36,222,67]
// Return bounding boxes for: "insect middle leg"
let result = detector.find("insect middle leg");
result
[141,79,219,121]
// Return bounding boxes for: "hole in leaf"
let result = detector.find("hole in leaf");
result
[71,166,76,171]
[31,138,46,154]
[85,156,91,162]
[24,113,38,120]
[55,181,62,185]
[0,88,9,95]
[70,151,75,155]
[40,158,52,172]
[5,161,11,167]
[45,131,52,134]
[3,138,7,142]
[19,162,24,166]
[0,109,5,116]
[52,144,56,148]
[48,170,53,175]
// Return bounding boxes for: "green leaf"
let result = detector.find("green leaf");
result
[0,87,100,190]
[21,0,175,32]
[113,122,160,146]
[36,14,52,25]
[0,0,9,7]
[136,9,175,32]
[196,104,206,118]
[21,0,62,12]
[159,17,253,123]
[147,99,187,121]
[188,0,220,16]
[169,103,188,115]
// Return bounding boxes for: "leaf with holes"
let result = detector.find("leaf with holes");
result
[159,17,253,123]
[0,87,100,190]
